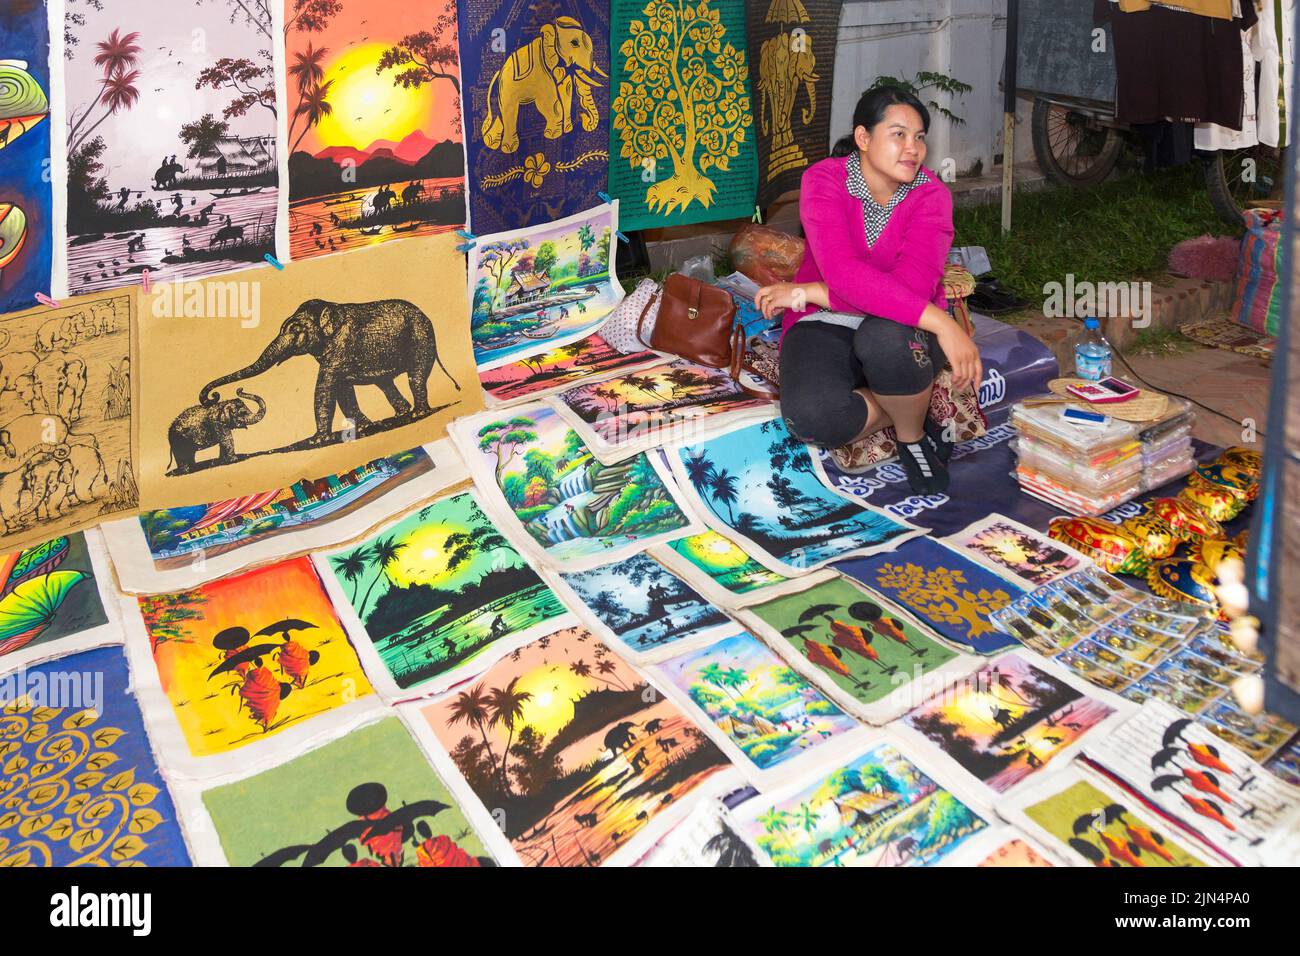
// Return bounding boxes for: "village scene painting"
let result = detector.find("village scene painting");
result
[478,333,656,405]
[0,291,136,548]
[284,0,467,260]
[738,743,988,867]
[666,530,790,597]
[655,631,860,772]
[203,718,493,867]
[470,206,619,369]
[559,552,730,656]
[136,556,373,757]
[326,491,567,692]
[419,625,731,867]
[554,358,771,457]
[65,1,278,293]
[673,417,917,573]
[903,655,1115,793]
[139,448,433,567]
[746,576,959,707]
[464,403,692,565]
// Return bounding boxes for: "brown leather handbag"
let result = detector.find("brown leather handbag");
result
[636,273,778,400]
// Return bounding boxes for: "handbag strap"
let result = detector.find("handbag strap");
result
[636,288,663,349]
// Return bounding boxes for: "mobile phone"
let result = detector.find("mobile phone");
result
[1066,377,1140,403]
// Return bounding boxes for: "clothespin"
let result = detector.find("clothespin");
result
[35,292,59,308]
[751,205,763,224]
[263,253,284,270]
[616,231,630,244]
[141,268,151,294]
[455,228,476,253]
[598,191,613,205]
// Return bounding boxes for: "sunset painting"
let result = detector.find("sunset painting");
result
[418,625,731,866]
[284,0,466,259]
[136,556,374,757]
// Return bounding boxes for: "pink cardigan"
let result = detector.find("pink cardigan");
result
[782,155,955,340]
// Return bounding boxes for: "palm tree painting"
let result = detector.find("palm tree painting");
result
[657,632,859,772]
[419,626,730,867]
[674,419,915,573]
[64,6,278,292]
[323,492,566,692]
[739,743,987,867]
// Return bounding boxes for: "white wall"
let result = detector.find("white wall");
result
[834,0,1034,176]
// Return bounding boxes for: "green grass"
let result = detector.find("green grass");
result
[1129,327,1199,357]
[953,165,1238,302]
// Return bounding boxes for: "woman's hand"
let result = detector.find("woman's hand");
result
[754,282,827,319]
[935,320,983,392]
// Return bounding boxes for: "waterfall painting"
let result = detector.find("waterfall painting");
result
[449,402,701,572]
[554,551,733,660]
[665,416,921,576]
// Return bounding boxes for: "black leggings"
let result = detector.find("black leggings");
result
[779,317,944,447]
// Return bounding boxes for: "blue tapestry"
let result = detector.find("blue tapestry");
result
[0,646,192,866]
[460,0,612,234]
[0,1,52,312]
[836,536,1025,655]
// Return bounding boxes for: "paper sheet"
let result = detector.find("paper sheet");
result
[649,529,840,610]
[101,439,468,593]
[943,513,1094,589]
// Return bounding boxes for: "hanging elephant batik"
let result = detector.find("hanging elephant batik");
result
[608,0,760,231]
[746,0,844,208]
[460,0,612,234]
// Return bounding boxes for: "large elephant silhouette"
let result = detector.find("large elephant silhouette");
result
[198,298,461,447]
[481,16,607,155]
[603,721,638,755]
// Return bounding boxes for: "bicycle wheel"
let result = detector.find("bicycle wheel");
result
[1204,144,1287,228]
[1031,97,1123,188]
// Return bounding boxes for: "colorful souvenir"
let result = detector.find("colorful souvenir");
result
[1119,514,1179,560]
[1047,516,1149,576]
[1189,462,1258,503]
[1147,559,1221,619]
[1144,496,1224,545]
[1192,537,1246,570]
[1215,446,1262,479]
[1178,483,1245,523]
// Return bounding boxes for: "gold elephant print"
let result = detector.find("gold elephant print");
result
[757,0,820,181]
[481,16,608,159]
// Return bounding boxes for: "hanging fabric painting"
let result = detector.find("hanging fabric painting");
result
[61,0,278,295]
[609,0,759,230]
[0,289,136,552]
[746,0,844,208]
[460,0,611,234]
[284,0,467,261]
[0,1,52,313]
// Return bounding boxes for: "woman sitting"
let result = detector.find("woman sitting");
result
[755,86,982,494]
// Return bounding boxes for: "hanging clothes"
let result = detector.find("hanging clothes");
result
[1195,6,1259,149]
[1098,0,1259,128]
[1256,0,1294,146]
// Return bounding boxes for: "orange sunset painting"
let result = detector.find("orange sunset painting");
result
[419,625,731,866]
[138,556,373,757]
[284,0,466,259]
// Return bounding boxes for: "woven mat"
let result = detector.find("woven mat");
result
[1043,378,1171,422]
[1179,317,1276,363]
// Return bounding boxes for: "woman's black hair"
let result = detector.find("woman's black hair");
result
[831,87,932,157]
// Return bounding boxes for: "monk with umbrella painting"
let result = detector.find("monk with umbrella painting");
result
[256,618,321,689]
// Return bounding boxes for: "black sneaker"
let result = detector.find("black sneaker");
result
[897,439,950,495]
[923,417,955,464]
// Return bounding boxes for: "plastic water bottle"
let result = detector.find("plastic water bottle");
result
[1074,317,1112,381]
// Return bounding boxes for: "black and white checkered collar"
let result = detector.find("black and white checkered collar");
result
[845,151,930,248]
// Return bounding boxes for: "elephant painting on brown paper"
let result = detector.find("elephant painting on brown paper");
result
[166,297,463,476]
[0,293,135,546]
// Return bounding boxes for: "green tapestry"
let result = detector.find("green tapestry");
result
[609,0,759,231]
